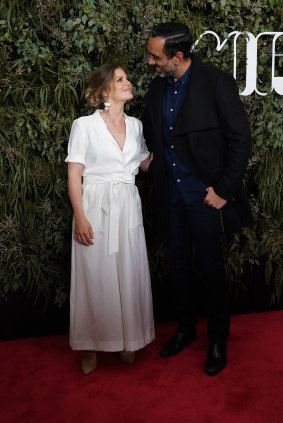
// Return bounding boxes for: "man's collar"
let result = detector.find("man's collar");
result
[167,60,192,86]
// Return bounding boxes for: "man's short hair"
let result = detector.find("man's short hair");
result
[151,22,193,60]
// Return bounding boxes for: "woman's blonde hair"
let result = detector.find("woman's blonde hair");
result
[85,63,124,109]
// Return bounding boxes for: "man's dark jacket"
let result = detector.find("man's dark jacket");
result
[143,54,253,241]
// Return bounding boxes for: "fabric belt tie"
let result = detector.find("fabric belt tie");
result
[83,174,135,255]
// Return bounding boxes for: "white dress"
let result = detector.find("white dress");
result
[65,109,155,351]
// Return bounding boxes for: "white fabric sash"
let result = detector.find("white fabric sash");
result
[83,174,135,255]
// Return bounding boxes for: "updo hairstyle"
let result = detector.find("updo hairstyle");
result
[85,63,123,109]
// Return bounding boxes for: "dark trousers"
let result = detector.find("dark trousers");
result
[167,200,230,343]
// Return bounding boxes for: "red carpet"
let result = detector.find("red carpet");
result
[1,311,283,423]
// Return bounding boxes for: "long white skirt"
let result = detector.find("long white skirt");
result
[69,181,155,351]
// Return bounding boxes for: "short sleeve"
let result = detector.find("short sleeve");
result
[65,119,87,165]
[139,121,150,162]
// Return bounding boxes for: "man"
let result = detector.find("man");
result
[143,22,253,375]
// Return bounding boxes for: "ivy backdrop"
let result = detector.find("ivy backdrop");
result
[0,0,282,314]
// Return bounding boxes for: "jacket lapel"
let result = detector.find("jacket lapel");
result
[173,54,218,135]
[143,77,166,143]
[144,55,218,139]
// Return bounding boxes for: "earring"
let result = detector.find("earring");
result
[104,102,111,111]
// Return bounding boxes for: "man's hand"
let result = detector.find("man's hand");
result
[204,187,227,209]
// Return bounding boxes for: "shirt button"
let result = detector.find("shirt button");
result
[169,126,173,130]
[171,145,174,149]
[170,108,173,111]
[174,91,177,94]
[173,163,176,166]
[177,179,180,183]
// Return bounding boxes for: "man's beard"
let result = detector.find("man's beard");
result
[158,65,177,78]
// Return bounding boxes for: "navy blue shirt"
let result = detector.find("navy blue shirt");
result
[162,63,207,204]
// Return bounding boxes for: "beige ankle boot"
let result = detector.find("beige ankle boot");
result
[119,350,135,365]
[81,351,97,375]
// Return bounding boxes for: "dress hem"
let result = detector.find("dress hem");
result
[70,331,155,352]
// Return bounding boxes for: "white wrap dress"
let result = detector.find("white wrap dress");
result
[65,110,155,351]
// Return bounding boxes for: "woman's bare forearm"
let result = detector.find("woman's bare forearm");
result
[140,152,153,172]
[67,162,85,219]
[68,162,94,245]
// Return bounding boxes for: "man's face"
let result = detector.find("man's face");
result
[147,36,177,78]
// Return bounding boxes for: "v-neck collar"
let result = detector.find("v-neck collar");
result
[96,110,127,152]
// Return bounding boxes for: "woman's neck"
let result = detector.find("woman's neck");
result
[101,102,125,125]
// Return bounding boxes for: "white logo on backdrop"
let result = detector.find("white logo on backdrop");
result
[192,31,283,96]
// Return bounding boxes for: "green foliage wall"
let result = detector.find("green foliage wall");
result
[0,0,282,306]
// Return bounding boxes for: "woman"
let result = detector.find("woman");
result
[65,64,155,375]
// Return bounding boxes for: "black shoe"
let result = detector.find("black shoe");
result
[205,342,227,375]
[160,331,196,358]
